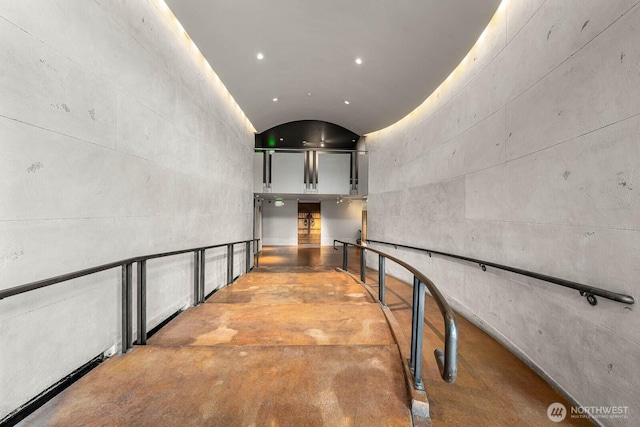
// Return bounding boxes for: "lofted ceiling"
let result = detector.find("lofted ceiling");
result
[165,0,501,136]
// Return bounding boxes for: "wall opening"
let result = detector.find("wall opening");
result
[298,202,321,245]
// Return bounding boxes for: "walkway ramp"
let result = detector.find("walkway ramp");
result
[22,267,412,426]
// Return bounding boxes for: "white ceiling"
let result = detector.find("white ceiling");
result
[165,0,501,135]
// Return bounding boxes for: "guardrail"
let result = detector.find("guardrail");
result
[366,239,635,307]
[333,239,458,387]
[0,239,260,351]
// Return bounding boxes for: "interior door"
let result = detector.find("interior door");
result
[297,202,321,245]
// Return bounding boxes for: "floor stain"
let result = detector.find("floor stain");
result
[346,293,366,298]
[304,328,329,344]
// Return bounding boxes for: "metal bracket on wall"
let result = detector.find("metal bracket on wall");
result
[580,291,598,306]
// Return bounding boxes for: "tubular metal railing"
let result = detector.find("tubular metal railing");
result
[366,239,635,307]
[333,239,458,387]
[0,238,260,352]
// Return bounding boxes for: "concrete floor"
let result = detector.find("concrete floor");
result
[21,246,593,426]
[257,247,594,426]
[368,273,594,427]
[22,261,412,426]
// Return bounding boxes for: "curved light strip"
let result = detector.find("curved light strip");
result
[153,0,257,134]
[366,0,509,137]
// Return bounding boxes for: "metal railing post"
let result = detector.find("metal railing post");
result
[136,260,147,345]
[410,275,419,374]
[227,244,233,285]
[199,249,205,303]
[246,241,251,273]
[378,255,386,306]
[229,244,234,283]
[414,280,426,391]
[342,243,348,271]
[360,247,366,283]
[193,251,200,305]
[255,240,260,268]
[121,263,132,353]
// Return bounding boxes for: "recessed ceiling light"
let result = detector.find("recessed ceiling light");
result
[355,57,363,65]
[307,92,312,96]
[279,138,283,141]
[273,97,278,102]
[257,52,264,60]
[352,139,356,142]
[344,100,350,105]
[321,143,325,147]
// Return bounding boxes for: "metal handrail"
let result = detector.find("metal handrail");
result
[333,239,458,386]
[1,237,259,423]
[0,239,259,300]
[366,239,635,307]
[254,147,367,153]
[1,238,260,353]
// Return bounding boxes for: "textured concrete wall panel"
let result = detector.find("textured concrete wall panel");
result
[366,1,640,422]
[0,271,119,416]
[506,4,640,160]
[0,0,253,418]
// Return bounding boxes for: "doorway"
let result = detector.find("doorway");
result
[298,202,321,245]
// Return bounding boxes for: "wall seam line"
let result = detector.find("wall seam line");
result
[505,110,640,163]
[504,0,640,109]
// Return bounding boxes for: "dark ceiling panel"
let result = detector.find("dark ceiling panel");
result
[255,120,360,150]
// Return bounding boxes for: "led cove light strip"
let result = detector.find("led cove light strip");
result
[153,0,256,133]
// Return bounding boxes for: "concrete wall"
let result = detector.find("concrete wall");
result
[321,200,364,246]
[262,200,363,246]
[365,1,640,424]
[0,0,254,419]
[253,152,265,193]
[317,154,351,195]
[272,153,305,194]
[253,151,359,195]
[262,200,299,246]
